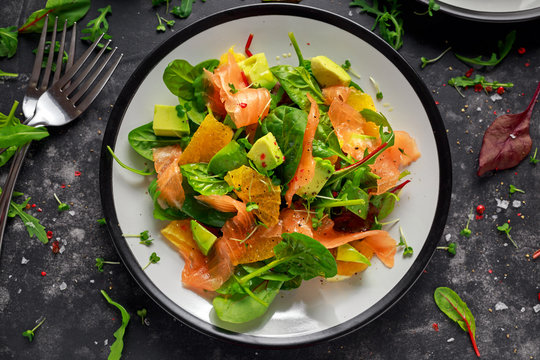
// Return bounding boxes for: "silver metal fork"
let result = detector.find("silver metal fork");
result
[0,16,123,252]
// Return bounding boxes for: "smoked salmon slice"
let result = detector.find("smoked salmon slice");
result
[153,145,185,209]
[285,94,320,206]
[323,85,351,105]
[224,87,271,128]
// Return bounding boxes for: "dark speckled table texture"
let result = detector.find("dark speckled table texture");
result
[1,0,539,359]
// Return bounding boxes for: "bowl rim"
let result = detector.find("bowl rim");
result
[416,0,540,22]
[99,2,452,348]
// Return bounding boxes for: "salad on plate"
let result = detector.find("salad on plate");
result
[124,33,420,324]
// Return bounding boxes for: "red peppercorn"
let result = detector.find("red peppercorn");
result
[239,103,247,108]
[31,204,36,208]
[497,87,505,95]
[432,323,439,332]
[485,85,493,93]
[474,83,483,92]
[46,230,53,240]
[74,171,81,176]
[476,204,485,215]
[41,271,46,276]
[261,162,267,168]
[465,68,473,78]
[518,47,526,55]
[332,191,339,198]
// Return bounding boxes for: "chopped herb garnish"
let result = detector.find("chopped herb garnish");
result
[246,202,259,212]
[341,59,351,71]
[509,184,524,195]
[420,47,451,69]
[229,83,239,94]
[460,208,472,237]
[142,252,160,270]
[398,226,413,256]
[370,76,383,100]
[22,317,46,342]
[53,193,70,212]
[97,218,107,225]
[156,13,166,32]
[496,223,518,248]
[530,147,539,164]
[95,257,121,272]
[437,242,457,255]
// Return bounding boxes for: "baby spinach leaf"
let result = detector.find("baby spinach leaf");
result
[213,278,283,323]
[180,163,233,196]
[477,82,540,176]
[181,181,235,227]
[19,0,91,33]
[270,65,324,110]
[101,290,130,360]
[163,59,219,99]
[0,26,17,58]
[80,5,112,48]
[0,123,49,148]
[128,122,183,161]
[434,287,480,357]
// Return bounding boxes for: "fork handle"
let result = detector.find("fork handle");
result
[0,142,31,253]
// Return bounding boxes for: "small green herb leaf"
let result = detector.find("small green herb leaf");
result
[101,290,130,360]
[0,26,18,58]
[530,147,539,164]
[398,226,413,256]
[509,184,524,195]
[97,218,107,225]
[22,317,46,342]
[81,5,112,48]
[136,308,147,325]
[95,257,120,272]
[460,209,472,237]
[420,47,451,69]
[496,223,518,248]
[142,252,160,270]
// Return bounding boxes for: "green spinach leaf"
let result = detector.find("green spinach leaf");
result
[180,163,233,196]
[370,192,399,220]
[0,26,17,58]
[0,124,49,148]
[148,179,187,221]
[163,59,219,99]
[19,0,91,33]
[128,122,183,161]
[270,65,324,110]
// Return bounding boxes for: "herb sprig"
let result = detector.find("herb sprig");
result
[53,193,70,212]
[81,5,113,49]
[22,317,46,342]
[398,226,413,256]
[455,30,516,67]
[448,75,513,98]
[460,209,472,237]
[414,0,440,16]
[496,223,518,248]
[142,252,160,270]
[420,47,451,69]
[95,257,121,272]
[437,242,457,255]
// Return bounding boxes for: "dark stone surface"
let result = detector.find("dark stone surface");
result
[1,0,539,359]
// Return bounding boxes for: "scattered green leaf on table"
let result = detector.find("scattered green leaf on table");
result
[22,317,46,342]
[19,0,91,33]
[0,26,18,58]
[101,290,130,360]
[434,287,480,357]
[81,5,112,48]
[455,30,516,67]
[170,0,194,18]
[3,189,48,244]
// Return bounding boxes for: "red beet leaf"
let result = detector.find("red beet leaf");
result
[477,82,540,176]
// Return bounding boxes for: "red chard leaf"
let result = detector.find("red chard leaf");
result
[477,82,540,176]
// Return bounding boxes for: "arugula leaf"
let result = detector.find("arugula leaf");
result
[0,26,17,58]
[448,75,513,97]
[0,123,49,148]
[170,0,193,18]
[3,189,48,244]
[350,0,404,50]
[180,163,233,196]
[101,290,130,360]
[434,287,480,357]
[128,122,183,161]
[455,30,516,67]
[420,47,451,69]
[270,65,325,110]
[19,0,91,33]
[80,5,112,48]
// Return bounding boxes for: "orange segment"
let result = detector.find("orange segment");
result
[335,241,375,276]
[224,165,281,227]
[346,88,377,112]
[178,113,233,165]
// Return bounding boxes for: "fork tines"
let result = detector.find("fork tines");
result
[53,34,123,113]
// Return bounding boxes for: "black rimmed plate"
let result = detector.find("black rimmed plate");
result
[418,0,540,22]
[100,3,451,347]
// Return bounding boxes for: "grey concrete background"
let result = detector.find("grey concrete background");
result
[0,0,539,359]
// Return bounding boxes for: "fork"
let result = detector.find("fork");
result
[0,16,123,252]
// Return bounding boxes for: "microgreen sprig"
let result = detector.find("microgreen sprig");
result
[437,242,457,255]
[530,148,539,164]
[137,308,147,325]
[509,184,525,195]
[97,218,106,225]
[122,230,154,246]
[53,193,70,212]
[96,257,120,272]
[398,226,413,256]
[496,223,518,248]
[22,317,46,342]
[460,208,473,237]
[156,13,166,32]
[414,0,440,16]
[142,252,160,270]
[420,47,451,69]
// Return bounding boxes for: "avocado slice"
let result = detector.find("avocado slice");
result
[208,141,249,175]
[297,157,335,199]
[247,133,284,172]
[336,243,371,265]
[190,220,217,256]
[311,55,351,88]
[238,53,277,90]
[152,104,190,137]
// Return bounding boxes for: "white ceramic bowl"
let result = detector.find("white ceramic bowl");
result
[100,4,452,347]
[418,0,540,22]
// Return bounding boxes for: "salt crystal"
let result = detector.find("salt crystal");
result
[104,339,108,346]
[68,211,75,216]
[476,107,481,112]
[445,234,451,241]
[63,239,67,245]
[490,93,503,102]
[495,198,509,209]
[21,257,29,265]
[17,289,21,294]
[90,279,95,284]
[492,215,498,220]
[94,341,98,345]
[447,338,455,343]
[59,282,67,291]
[59,246,66,254]
[521,307,526,312]
[533,304,540,313]
[8,275,12,279]
[504,243,508,247]
[512,200,521,208]
[348,10,353,16]
[495,301,508,311]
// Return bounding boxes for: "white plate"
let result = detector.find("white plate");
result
[419,0,540,21]
[100,4,451,347]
